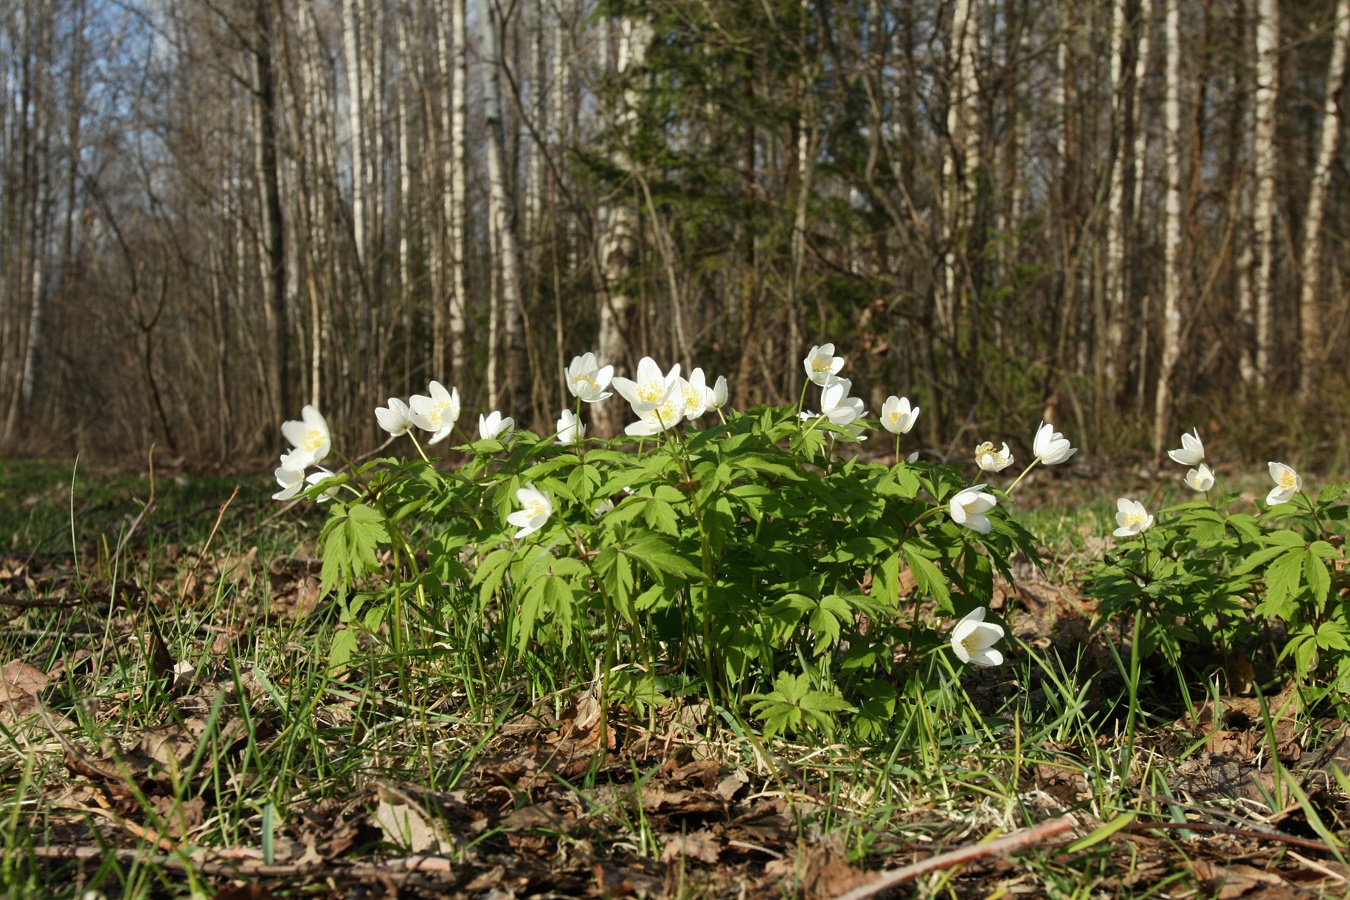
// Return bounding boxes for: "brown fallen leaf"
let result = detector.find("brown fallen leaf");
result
[661,830,721,864]
[2,660,49,698]
[1191,858,1287,898]
[373,797,450,854]
[150,795,205,840]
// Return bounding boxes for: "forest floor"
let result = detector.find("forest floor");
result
[3,458,1350,898]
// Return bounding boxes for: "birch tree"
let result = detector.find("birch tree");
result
[1250,0,1277,389]
[1298,0,1350,403]
[594,13,652,437]
[476,0,527,414]
[1153,0,1184,460]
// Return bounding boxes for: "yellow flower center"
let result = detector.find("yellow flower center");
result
[811,357,833,373]
[1122,511,1146,529]
[650,397,682,427]
[572,373,597,391]
[962,634,981,653]
[300,430,325,452]
[636,382,665,404]
[1278,470,1298,490]
[888,411,903,427]
[428,400,451,426]
[683,385,702,408]
[525,498,548,518]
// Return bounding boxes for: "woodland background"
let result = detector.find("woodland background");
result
[2,0,1349,465]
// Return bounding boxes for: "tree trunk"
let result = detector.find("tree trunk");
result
[477,0,527,415]
[1251,0,1278,389]
[1153,0,1183,461]
[594,13,651,437]
[255,0,289,429]
[1298,0,1350,403]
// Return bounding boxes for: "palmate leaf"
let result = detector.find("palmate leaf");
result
[319,503,391,598]
[747,672,854,739]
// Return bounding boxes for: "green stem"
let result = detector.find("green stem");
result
[1005,457,1042,495]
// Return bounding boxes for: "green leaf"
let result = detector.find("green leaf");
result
[1304,549,1331,604]
[328,628,359,672]
[473,547,516,605]
[904,546,952,614]
[1257,550,1304,621]
[625,538,703,582]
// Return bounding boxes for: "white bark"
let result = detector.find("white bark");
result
[938,0,979,342]
[1251,0,1278,388]
[342,0,366,272]
[1153,0,1183,460]
[1104,0,1128,386]
[1131,0,1154,231]
[1298,0,1350,402]
[476,0,525,411]
[594,13,651,435]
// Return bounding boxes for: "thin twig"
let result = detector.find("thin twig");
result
[28,844,458,880]
[114,446,157,559]
[178,485,241,607]
[834,815,1079,900]
[1120,819,1341,855]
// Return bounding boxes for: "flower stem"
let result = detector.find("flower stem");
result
[1005,458,1041,495]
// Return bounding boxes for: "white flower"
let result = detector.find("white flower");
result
[506,483,553,539]
[593,498,615,517]
[1185,463,1215,492]
[819,378,866,426]
[975,441,1014,473]
[1167,428,1205,466]
[478,410,514,441]
[557,409,585,445]
[951,607,1004,667]
[949,484,998,534]
[907,451,920,463]
[1113,498,1154,538]
[681,369,711,420]
[281,405,331,468]
[409,381,461,444]
[624,389,687,436]
[272,463,307,501]
[1033,422,1077,465]
[375,398,414,436]
[803,343,846,387]
[880,396,918,435]
[1267,462,1302,506]
[612,357,681,413]
[708,375,729,411]
[306,468,341,503]
[565,352,614,403]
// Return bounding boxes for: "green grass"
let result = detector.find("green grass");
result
[2,461,1348,898]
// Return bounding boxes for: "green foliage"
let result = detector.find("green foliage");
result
[1086,478,1350,704]
[312,404,1041,740]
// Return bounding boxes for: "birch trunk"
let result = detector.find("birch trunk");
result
[1153,0,1183,461]
[255,0,289,429]
[1251,0,1278,389]
[1131,0,1154,233]
[449,0,468,382]
[1104,0,1127,390]
[937,0,979,344]
[594,13,651,437]
[1298,0,1350,403]
[476,0,527,414]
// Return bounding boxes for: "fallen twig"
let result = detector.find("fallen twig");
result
[178,484,240,607]
[28,844,458,880]
[833,814,1078,900]
[1121,819,1342,855]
